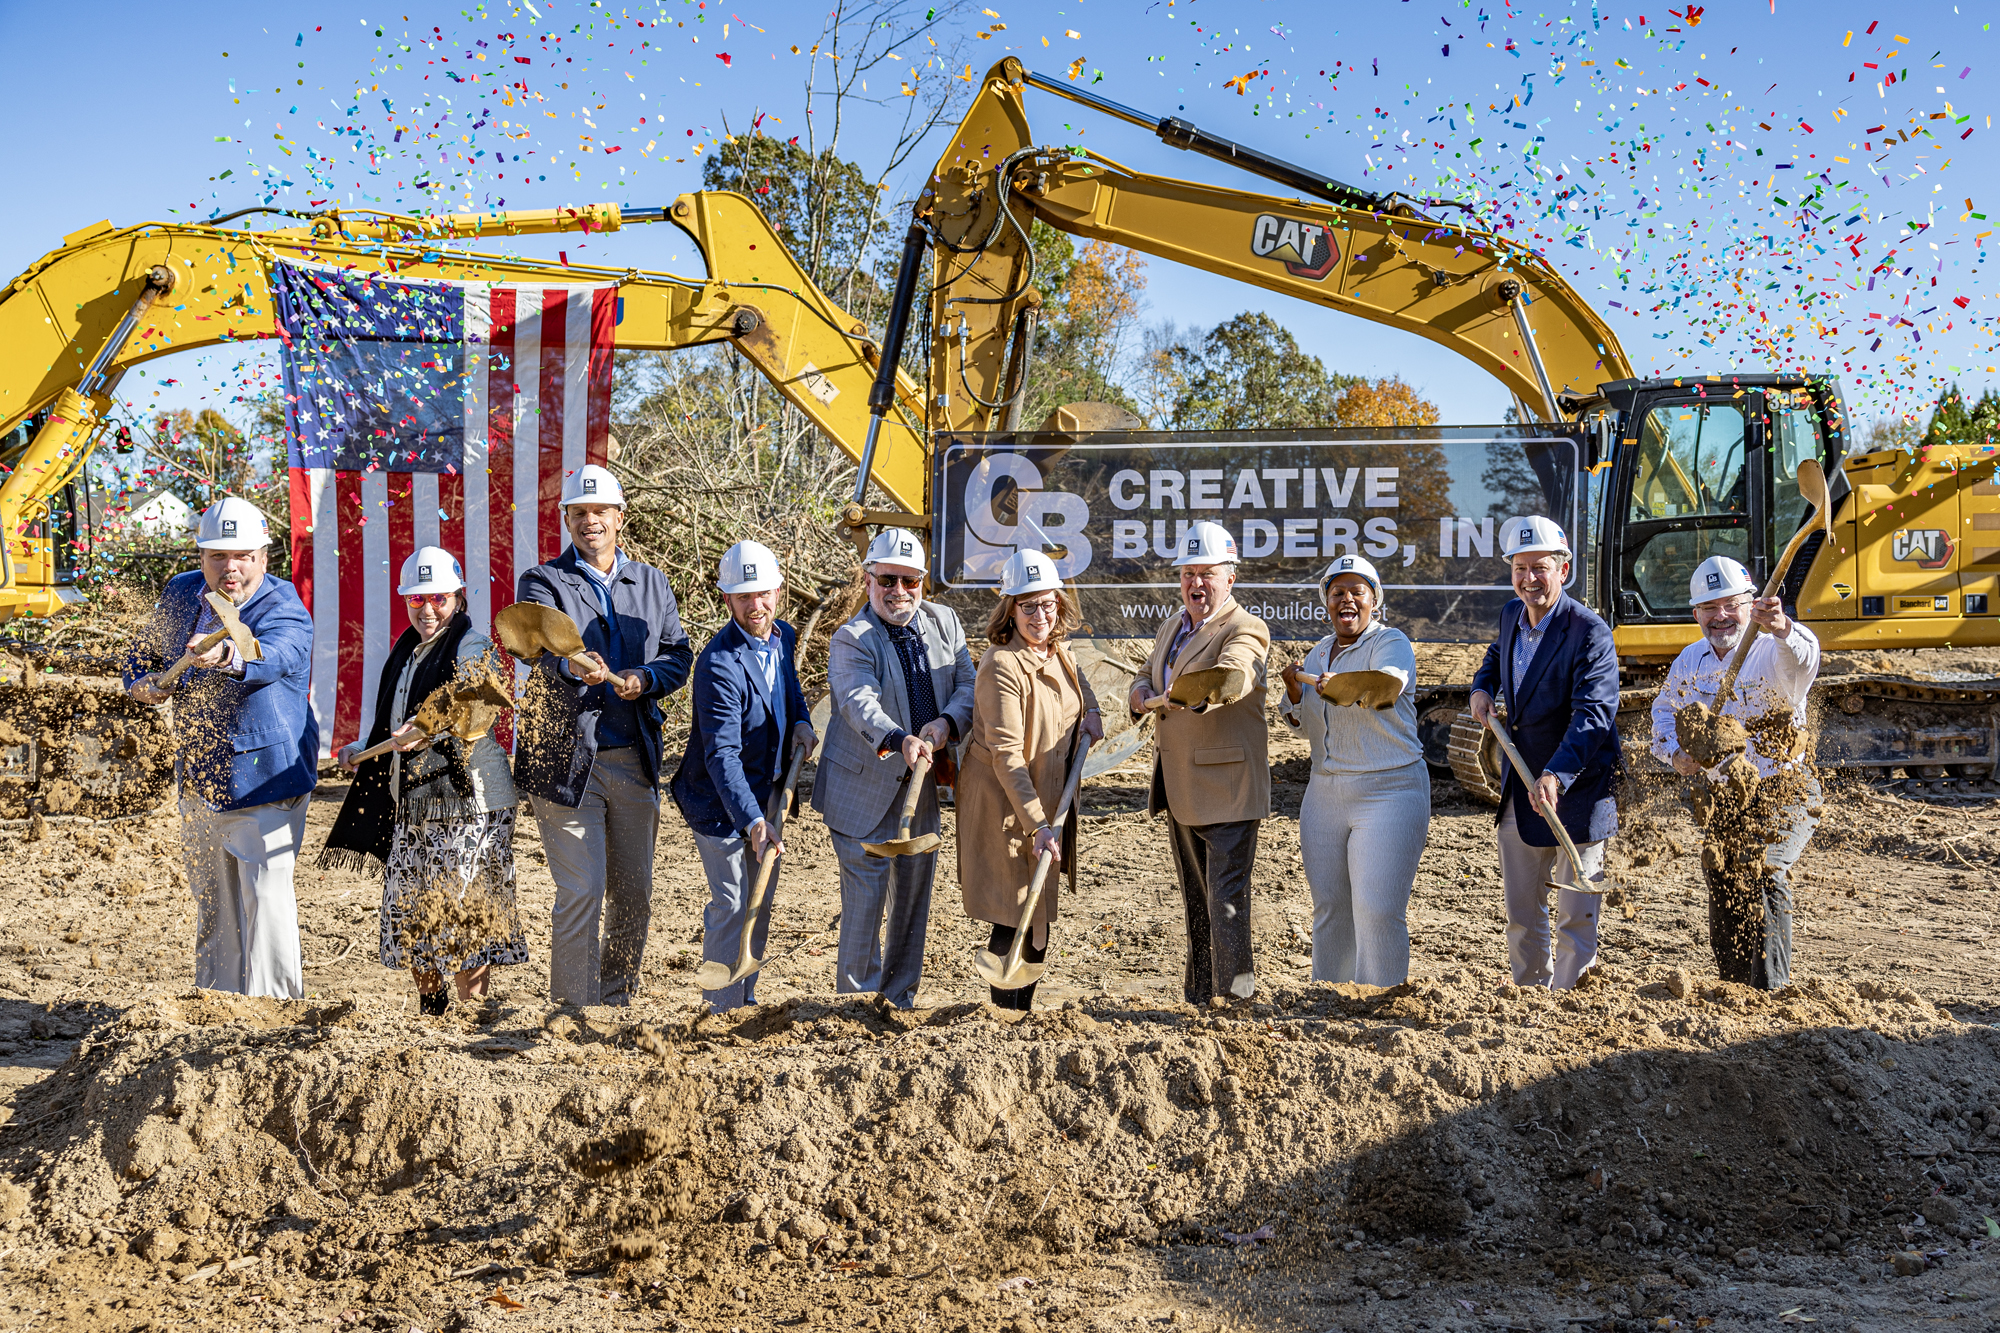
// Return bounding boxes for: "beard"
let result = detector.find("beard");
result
[1704,623,1746,657]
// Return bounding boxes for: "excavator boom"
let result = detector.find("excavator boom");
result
[0,193,928,617]
[921,58,1633,436]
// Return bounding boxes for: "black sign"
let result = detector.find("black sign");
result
[931,426,1583,642]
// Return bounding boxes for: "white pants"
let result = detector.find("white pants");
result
[531,748,660,1007]
[179,793,310,999]
[1496,804,1603,989]
[1298,761,1430,987]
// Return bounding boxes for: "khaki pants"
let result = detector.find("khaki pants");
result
[531,748,660,1006]
[179,793,310,999]
[1497,805,1603,990]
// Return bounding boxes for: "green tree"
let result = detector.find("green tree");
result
[1922,384,1975,448]
[1021,238,1148,427]
[704,135,889,304]
[1157,311,1356,430]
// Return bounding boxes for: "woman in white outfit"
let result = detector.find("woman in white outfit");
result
[1277,554,1429,986]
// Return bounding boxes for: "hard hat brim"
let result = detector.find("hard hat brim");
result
[396,580,465,596]
[195,536,271,551]
[718,578,784,595]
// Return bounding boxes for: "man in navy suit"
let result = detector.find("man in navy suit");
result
[123,497,319,999]
[1469,515,1622,989]
[671,540,816,1010]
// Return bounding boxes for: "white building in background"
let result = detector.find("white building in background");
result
[103,487,196,538]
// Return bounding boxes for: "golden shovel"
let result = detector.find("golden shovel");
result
[492,602,603,677]
[153,591,263,691]
[346,662,515,764]
[1486,714,1605,897]
[862,755,940,857]
[973,737,1093,991]
[1139,665,1243,712]
[692,737,813,994]
[1314,669,1405,710]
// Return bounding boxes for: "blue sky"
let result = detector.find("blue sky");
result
[6,0,1997,448]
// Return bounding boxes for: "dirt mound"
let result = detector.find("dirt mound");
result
[3,972,1997,1329]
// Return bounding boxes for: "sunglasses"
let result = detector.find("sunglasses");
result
[873,574,922,590]
[404,593,455,607]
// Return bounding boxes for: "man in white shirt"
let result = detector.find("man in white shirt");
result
[1650,555,1822,990]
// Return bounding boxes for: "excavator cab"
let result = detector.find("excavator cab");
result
[1594,375,1847,657]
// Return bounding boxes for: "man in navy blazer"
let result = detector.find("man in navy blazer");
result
[516,464,694,1007]
[671,541,816,1009]
[1469,515,1622,989]
[124,497,318,999]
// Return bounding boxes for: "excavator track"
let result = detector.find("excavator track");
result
[1436,671,2000,806]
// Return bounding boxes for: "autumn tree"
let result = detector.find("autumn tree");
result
[1022,238,1149,427]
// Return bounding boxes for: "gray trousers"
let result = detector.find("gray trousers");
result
[831,782,940,1010]
[179,793,310,999]
[1705,776,1820,991]
[1299,760,1430,987]
[531,747,659,1006]
[1497,804,1604,990]
[693,828,782,1010]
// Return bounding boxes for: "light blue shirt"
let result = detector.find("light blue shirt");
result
[1510,614,1547,694]
[745,627,784,740]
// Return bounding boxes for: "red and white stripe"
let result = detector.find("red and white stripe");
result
[289,281,615,757]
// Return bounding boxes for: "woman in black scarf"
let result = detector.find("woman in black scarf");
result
[322,546,526,1014]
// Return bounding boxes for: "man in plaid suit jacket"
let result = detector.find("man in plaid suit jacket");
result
[813,529,977,1008]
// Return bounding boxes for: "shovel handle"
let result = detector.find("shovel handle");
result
[891,754,933,841]
[726,738,814,979]
[998,737,1093,982]
[152,626,233,692]
[1486,715,1592,888]
[348,728,436,766]
[1715,465,1832,709]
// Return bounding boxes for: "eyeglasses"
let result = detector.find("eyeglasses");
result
[404,593,455,608]
[873,574,922,590]
[1693,596,1753,616]
[1017,599,1060,620]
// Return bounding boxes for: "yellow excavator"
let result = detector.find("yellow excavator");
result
[867,57,2000,799]
[4,56,1995,813]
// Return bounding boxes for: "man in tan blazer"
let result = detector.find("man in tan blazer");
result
[1127,520,1272,1005]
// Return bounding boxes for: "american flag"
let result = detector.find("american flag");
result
[276,262,615,756]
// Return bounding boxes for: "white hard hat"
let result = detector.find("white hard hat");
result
[195,496,271,550]
[718,540,783,595]
[999,549,1063,597]
[1319,553,1382,605]
[560,463,624,508]
[1173,519,1239,567]
[865,527,927,574]
[397,545,465,596]
[1690,554,1756,605]
[1500,515,1570,559]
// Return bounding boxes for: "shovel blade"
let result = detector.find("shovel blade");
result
[862,833,941,858]
[692,958,754,990]
[971,948,1044,990]
[1548,875,1610,899]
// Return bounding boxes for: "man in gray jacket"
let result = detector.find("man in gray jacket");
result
[514,464,694,1007]
[814,528,976,1008]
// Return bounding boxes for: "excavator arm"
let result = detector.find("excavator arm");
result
[0,193,927,615]
[921,58,1632,435]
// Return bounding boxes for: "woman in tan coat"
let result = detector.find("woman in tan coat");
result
[958,551,1104,1009]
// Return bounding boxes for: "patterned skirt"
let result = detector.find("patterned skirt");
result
[379,807,530,972]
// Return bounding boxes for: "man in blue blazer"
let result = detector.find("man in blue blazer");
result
[1469,515,1622,989]
[123,497,319,999]
[516,464,694,1008]
[671,541,816,1009]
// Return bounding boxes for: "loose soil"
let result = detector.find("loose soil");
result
[1,647,1998,1333]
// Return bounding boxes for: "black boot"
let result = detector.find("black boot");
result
[418,989,449,1016]
[985,923,1046,1011]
